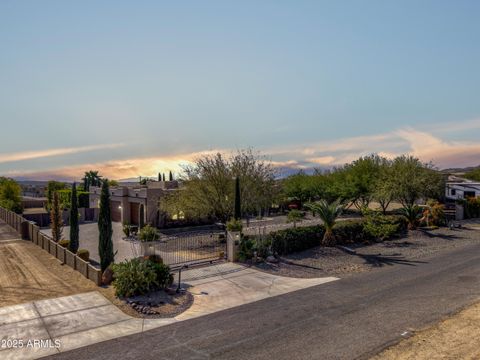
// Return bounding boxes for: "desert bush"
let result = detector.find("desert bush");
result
[226,218,243,232]
[362,210,402,241]
[254,236,272,258]
[112,258,173,298]
[146,254,164,264]
[58,239,70,248]
[112,259,157,297]
[286,209,304,227]
[333,220,367,243]
[77,249,90,262]
[237,237,255,261]
[400,204,422,230]
[421,200,445,226]
[149,261,174,289]
[138,224,159,242]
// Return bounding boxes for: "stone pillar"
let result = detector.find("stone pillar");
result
[227,231,241,262]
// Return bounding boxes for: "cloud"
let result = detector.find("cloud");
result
[5,118,480,180]
[4,150,223,181]
[394,127,480,168]
[0,144,124,164]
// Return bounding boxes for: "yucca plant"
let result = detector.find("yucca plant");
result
[306,199,344,246]
[401,204,422,230]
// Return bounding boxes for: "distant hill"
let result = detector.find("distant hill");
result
[441,165,480,175]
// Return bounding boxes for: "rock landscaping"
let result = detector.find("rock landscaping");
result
[252,221,480,278]
[124,289,194,318]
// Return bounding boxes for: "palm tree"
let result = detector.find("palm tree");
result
[84,170,102,191]
[400,204,422,230]
[306,199,343,246]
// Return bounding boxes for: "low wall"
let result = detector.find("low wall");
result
[0,207,102,285]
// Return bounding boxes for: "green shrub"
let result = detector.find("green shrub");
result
[286,209,304,226]
[58,239,70,248]
[77,249,90,262]
[254,236,272,258]
[138,224,159,242]
[112,258,173,298]
[362,212,401,241]
[363,220,398,242]
[266,216,406,255]
[400,205,423,230]
[238,237,255,261]
[112,259,157,297]
[333,220,366,244]
[146,254,164,264]
[149,261,173,289]
[226,218,243,232]
[269,225,325,255]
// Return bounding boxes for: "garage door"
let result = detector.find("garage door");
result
[110,201,121,222]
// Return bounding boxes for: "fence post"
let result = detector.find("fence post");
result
[227,231,241,262]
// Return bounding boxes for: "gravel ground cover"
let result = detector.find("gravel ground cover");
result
[253,220,480,278]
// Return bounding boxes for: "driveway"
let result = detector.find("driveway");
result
[1,263,337,359]
[41,222,135,265]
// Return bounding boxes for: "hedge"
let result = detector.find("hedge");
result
[270,225,325,255]
[268,215,406,255]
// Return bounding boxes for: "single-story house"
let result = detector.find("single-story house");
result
[89,180,178,227]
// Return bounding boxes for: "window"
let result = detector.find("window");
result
[451,189,456,196]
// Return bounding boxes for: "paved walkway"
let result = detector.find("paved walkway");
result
[0,263,337,359]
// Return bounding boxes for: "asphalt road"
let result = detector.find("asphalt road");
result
[49,242,480,360]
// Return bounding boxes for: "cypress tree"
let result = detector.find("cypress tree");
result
[83,176,89,192]
[50,191,63,242]
[68,182,79,253]
[169,171,173,181]
[234,176,241,220]
[98,180,114,272]
[158,173,161,182]
[162,173,166,181]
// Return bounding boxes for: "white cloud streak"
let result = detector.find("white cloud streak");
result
[0,144,124,164]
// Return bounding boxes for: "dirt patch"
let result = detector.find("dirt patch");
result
[373,301,480,359]
[0,240,100,306]
[0,221,20,241]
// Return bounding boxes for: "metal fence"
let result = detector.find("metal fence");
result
[147,230,227,267]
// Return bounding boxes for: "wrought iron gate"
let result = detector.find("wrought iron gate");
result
[154,230,227,267]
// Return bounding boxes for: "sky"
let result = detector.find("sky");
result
[1,0,480,181]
